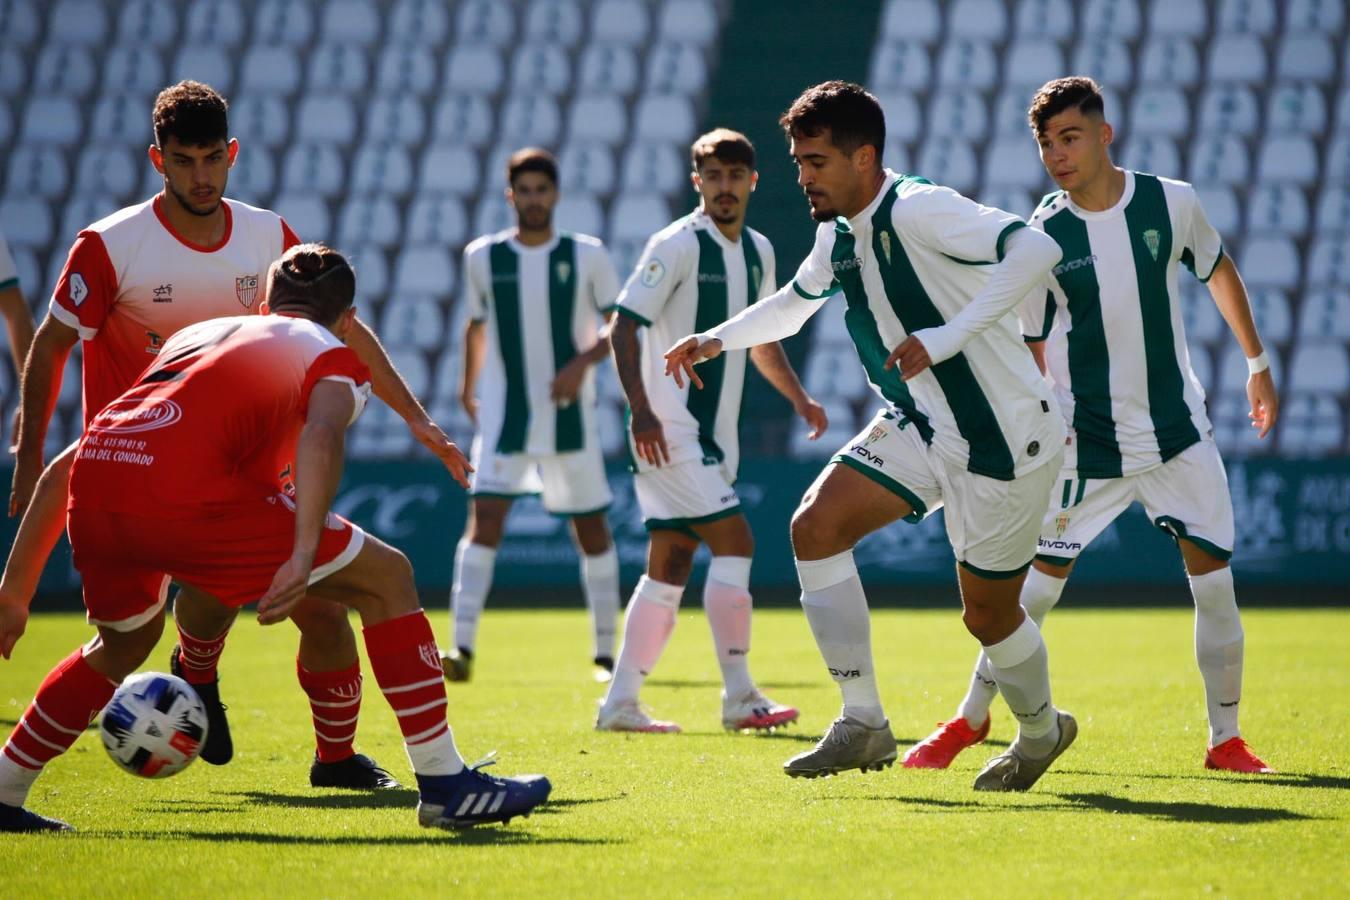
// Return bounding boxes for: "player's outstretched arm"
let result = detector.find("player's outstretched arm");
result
[345,317,472,487]
[460,318,485,424]
[1207,254,1278,439]
[610,314,669,467]
[258,381,355,625]
[0,283,34,388]
[552,312,614,405]
[11,315,77,516]
[749,342,828,440]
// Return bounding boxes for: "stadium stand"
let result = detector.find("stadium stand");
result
[0,0,1346,461]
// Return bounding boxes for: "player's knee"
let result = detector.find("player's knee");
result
[291,598,354,637]
[466,513,505,547]
[961,603,1015,645]
[790,501,845,558]
[654,542,695,584]
[96,619,163,679]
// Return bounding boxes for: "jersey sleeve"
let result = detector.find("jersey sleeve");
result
[586,242,621,313]
[1181,187,1225,283]
[281,218,301,250]
[899,183,1027,264]
[756,236,778,300]
[789,223,840,300]
[1017,215,1056,342]
[0,232,17,290]
[301,347,373,427]
[462,244,489,322]
[49,231,119,340]
[615,230,690,326]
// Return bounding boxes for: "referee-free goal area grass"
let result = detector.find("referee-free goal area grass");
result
[2,607,1346,898]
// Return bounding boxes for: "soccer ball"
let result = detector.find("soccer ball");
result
[100,672,209,778]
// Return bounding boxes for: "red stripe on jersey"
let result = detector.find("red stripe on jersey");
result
[52,231,119,335]
[281,218,301,250]
[300,347,371,418]
[153,195,233,253]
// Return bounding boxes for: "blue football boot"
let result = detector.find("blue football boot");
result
[416,756,551,829]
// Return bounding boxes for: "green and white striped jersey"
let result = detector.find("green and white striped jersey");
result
[463,230,619,456]
[790,171,1062,481]
[615,210,776,477]
[1020,171,1222,479]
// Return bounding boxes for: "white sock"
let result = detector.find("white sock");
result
[0,754,41,807]
[404,727,466,777]
[703,555,755,700]
[581,547,620,660]
[958,567,1066,728]
[604,576,682,707]
[984,616,1059,755]
[450,539,496,652]
[797,551,885,729]
[1189,566,1243,746]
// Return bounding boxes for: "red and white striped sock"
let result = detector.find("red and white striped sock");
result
[0,647,117,807]
[175,622,229,686]
[362,610,464,777]
[296,660,362,763]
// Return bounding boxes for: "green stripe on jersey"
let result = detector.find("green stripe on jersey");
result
[1124,174,1201,462]
[872,182,1014,479]
[743,232,763,303]
[548,235,583,452]
[830,221,935,445]
[489,240,530,454]
[687,230,729,463]
[1042,208,1123,478]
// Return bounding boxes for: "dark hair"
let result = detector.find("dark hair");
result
[779,81,885,162]
[691,128,755,171]
[507,147,558,187]
[152,80,229,148]
[1028,77,1106,135]
[267,243,355,327]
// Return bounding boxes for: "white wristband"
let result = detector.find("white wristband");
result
[1246,351,1270,375]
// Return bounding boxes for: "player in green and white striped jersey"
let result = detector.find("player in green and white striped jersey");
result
[912,78,1278,775]
[597,129,828,735]
[668,83,1075,791]
[446,149,622,684]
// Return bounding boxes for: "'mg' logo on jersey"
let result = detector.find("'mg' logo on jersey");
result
[1141,229,1161,261]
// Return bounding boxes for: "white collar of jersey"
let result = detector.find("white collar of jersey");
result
[691,208,742,247]
[507,230,561,254]
[846,169,901,230]
[1065,169,1136,222]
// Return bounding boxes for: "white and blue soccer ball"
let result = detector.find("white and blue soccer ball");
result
[100,672,209,779]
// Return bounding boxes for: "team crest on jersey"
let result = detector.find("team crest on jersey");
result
[863,424,887,447]
[879,231,893,264]
[1055,511,1071,537]
[555,261,571,283]
[235,274,259,308]
[640,258,666,288]
[1141,229,1160,261]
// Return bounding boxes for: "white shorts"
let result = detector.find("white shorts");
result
[1037,438,1235,563]
[634,460,740,536]
[469,436,612,516]
[833,409,1062,577]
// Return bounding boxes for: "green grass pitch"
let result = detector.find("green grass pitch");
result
[1,607,1346,898]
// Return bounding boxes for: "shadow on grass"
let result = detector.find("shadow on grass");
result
[825,792,1315,824]
[1058,769,1350,791]
[645,679,821,690]
[89,827,620,846]
[227,789,421,810]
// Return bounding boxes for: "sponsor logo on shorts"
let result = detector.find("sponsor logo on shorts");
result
[719,492,737,504]
[850,444,885,468]
[1038,538,1082,553]
[88,398,183,434]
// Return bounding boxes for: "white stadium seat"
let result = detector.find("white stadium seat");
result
[578,44,640,95]
[431,94,495,147]
[1326,137,1350,181]
[591,0,649,45]
[1123,137,1181,178]
[32,47,97,98]
[937,40,997,89]
[1297,289,1350,341]
[22,96,83,146]
[118,0,177,46]
[103,48,166,97]
[1186,345,1212,393]
[1193,184,1240,236]
[525,0,584,47]
[271,193,331,243]
[1279,394,1344,458]
[620,142,685,195]
[1239,237,1300,289]
[511,44,572,96]
[282,144,344,198]
[1247,289,1292,344]
[1314,186,1350,234]
[1003,38,1064,91]
[225,145,276,203]
[74,146,137,199]
[917,138,978,194]
[456,0,515,46]
[1255,136,1318,186]
[0,48,25,97]
[473,193,514,238]
[348,246,388,302]
[0,0,41,44]
[185,0,245,44]
[376,45,438,96]
[876,91,922,144]
[252,0,316,46]
[381,296,445,351]
[926,89,987,140]
[880,0,941,43]
[0,196,51,247]
[239,47,302,95]
[870,42,931,92]
[296,95,358,146]
[1275,35,1336,84]
[882,138,912,174]
[320,0,383,45]
[1129,87,1189,137]
[1013,0,1074,38]
[172,46,235,96]
[444,46,504,94]
[559,142,617,194]
[1139,37,1200,88]
[365,96,427,147]
[418,147,480,196]
[388,0,450,45]
[1205,34,1267,85]
[981,188,1036,219]
[947,0,1007,40]
[498,94,562,145]
[89,94,151,147]
[1288,344,1350,395]
[1244,184,1309,236]
[983,137,1044,190]
[555,194,605,237]
[350,144,414,195]
[46,0,109,45]
[658,0,718,45]
[392,246,456,298]
[610,195,671,242]
[1071,37,1133,87]
[5,145,68,198]
[406,196,468,245]
[1285,0,1344,31]
[1217,344,1283,398]
[1216,0,1277,34]
[59,195,121,245]
[1147,0,1206,37]
[645,42,708,95]
[338,196,402,249]
[633,95,694,143]
[306,45,370,95]
[1265,83,1327,136]
[229,95,288,147]
[1187,135,1249,186]
[1307,236,1350,286]
[1196,85,1259,137]
[804,347,869,402]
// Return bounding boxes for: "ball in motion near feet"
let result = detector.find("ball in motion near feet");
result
[100,672,209,778]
